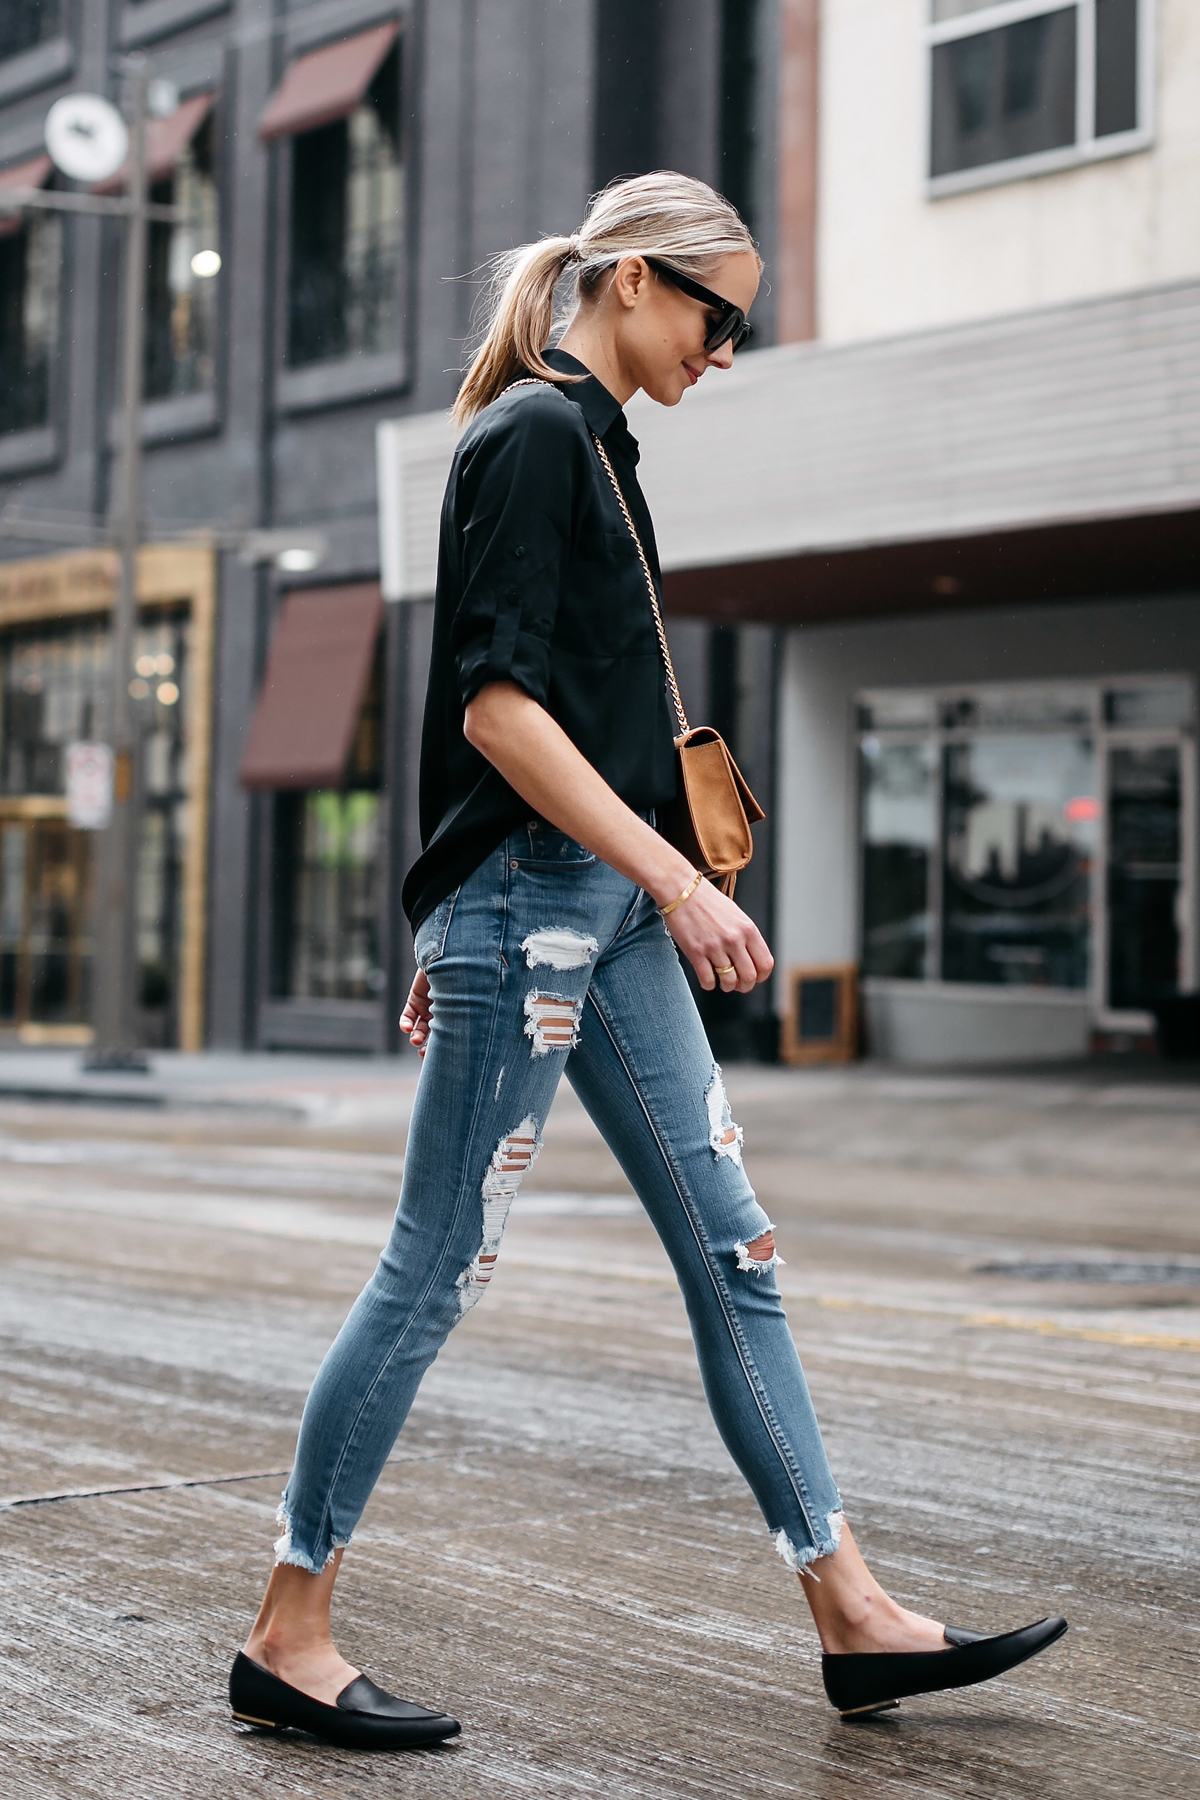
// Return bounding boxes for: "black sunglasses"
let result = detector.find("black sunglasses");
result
[645,257,752,354]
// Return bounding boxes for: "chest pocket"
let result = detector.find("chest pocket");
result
[554,527,657,660]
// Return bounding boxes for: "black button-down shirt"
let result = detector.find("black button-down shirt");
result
[402,349,678,927]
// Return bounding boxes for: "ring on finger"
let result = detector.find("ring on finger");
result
[713,963,736,977]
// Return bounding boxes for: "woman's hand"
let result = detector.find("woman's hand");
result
[400,968,433,1056]
[663,878,773,993]
[462,684,774,995]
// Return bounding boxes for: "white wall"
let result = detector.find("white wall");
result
[817,0,1200,343]
[776,592,1200,980]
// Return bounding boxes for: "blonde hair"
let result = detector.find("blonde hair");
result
[453,171,759,426]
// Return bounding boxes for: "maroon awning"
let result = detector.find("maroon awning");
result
[0,154,52,240]
[240,584,383,790]
[258,21,398,142]
[92,93,214,196]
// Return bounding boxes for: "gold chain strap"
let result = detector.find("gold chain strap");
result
[502,379,691,736]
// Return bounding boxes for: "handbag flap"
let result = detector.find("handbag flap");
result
[676,731,756,872]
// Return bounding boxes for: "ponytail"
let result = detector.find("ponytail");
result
[453,235,578,425]
[453,172,758,426]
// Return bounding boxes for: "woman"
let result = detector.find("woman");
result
[231,173,1065,1749]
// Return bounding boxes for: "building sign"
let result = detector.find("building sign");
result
[65,742,114,829]
[0,550,118,630]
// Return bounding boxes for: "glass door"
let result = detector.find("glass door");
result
[0,814,94,1036]
[1105,742,1186,1012]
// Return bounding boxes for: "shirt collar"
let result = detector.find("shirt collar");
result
[542,347,638,460]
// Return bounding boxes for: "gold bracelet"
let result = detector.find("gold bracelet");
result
[659,870,703,916]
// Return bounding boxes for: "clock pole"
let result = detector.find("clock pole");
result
[88,58,149,1070]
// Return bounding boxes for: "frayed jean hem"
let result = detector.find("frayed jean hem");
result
[272,1499,346,1574]
[773,1510,844,1579]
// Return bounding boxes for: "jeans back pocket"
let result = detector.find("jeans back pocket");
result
[414,887,459,971]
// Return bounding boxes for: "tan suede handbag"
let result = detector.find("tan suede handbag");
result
[588,429,765,897]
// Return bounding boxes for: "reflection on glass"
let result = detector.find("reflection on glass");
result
[1104,682,1193,729]
[942,734,1095,988]
[282,791,384,1000]
[0,613,189,1041]
[858,690,937,732]
[931,11,1076,178]
[0,0,61,62]
[145,116,219,401]
[1107,745,1182,1010]
[287,47,402,368]
[0,209,61,437]
[941,686,1094,731]
[861,738,936,979]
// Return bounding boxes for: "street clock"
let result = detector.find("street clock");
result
[44,93,129,184]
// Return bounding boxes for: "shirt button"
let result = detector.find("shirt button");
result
[514,546,526,558]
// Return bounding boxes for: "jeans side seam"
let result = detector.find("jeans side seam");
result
[583,985,821,1544]
[308,860,516,1555]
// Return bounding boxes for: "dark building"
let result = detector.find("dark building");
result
[0,2,807,1057]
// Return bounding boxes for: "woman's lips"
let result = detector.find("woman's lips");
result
[683,363,700,386]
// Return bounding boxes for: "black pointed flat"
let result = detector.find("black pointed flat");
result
[822,1615,1068,1718]
[229,1651,461,1749]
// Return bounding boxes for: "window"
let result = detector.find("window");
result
[145,114,220,401]
[0,614,191,1040]
[0,1,60,63]
[929,0,1149,190]
[0,207,61,436]
[270,649,385,1001]
[859,679,1195,1016]
[286,45,402,368]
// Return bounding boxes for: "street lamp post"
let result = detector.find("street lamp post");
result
[88,61,150,1070]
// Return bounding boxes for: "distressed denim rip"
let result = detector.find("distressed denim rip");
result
[276,824,843,1577]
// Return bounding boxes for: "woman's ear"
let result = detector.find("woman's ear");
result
[611,255,650,312]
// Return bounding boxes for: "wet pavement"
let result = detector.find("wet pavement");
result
[1,1053,1198,1798]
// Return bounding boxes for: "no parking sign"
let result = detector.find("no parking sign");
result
[65,742,114,830]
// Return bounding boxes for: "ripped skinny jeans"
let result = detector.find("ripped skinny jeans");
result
[276,823,843,1577]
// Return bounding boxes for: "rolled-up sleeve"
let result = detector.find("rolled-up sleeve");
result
[451,396,581,709]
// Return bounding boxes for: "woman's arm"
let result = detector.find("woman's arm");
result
[464,680,772,992]
[401,680,772,1056]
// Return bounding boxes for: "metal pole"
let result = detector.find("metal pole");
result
[88,59,149,1071]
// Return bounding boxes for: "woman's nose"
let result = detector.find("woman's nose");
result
[707,339,735,370]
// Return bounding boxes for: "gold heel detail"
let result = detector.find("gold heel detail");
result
[839,1698,901,1718]
[232,1711,280,1728]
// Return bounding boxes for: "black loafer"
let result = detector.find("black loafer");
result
[229,1651,461,1749]
[822,1615,1068,1718]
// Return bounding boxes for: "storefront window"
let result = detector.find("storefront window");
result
[275,791,384,1000]
[861,738,936,979]
[859,678,1195,1015]
[0,613,190,1041]
[271,648,385,1001]
[941,732,1094,988]
[1107,745,1183,1010]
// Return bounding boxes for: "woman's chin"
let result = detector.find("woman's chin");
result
[645,374,690,408]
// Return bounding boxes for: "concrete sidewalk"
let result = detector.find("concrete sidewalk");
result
[0,1048,422,1121]
[0,1043,1195,1119]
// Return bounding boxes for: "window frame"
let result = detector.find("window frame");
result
[273,17,410,416]
[0,173,67,471]
[925,0,1156,199]
[856,674,1197,1028]
[102,87,228,449]
[0,0,72,102]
